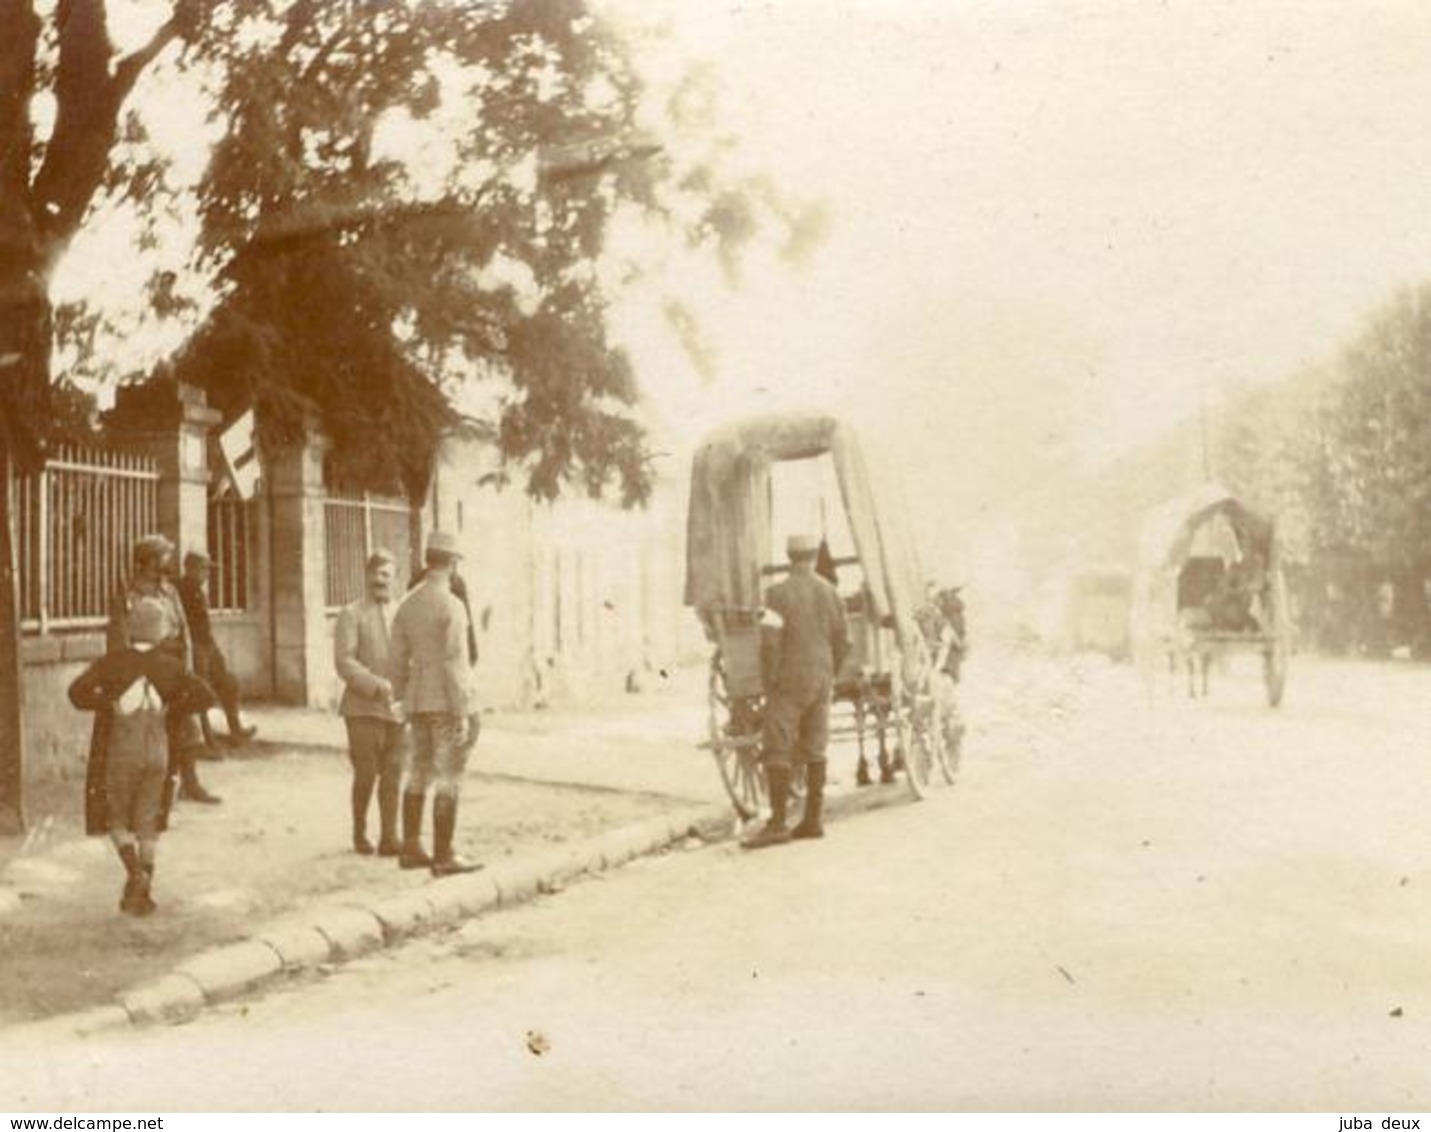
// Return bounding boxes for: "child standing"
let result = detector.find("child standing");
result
[69,598,215,915]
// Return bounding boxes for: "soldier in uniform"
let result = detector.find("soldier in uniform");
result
[743,533,850,849]
[334,549,405,857]
[388,530,481,876]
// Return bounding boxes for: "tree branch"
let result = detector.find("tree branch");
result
[112,7,186,104]
[0,0,41,209]
[234,189,497,261]
[30,0,185,263]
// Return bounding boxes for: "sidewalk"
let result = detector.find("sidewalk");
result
[0,671,720,1027]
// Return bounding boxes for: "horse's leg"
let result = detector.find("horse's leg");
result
[854,697,871,787]
[877,704,895,784]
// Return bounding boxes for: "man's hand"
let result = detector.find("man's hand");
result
[460,711,482,751]
[373,676,395,703]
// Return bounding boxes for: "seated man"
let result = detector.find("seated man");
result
[1206,560,1262,633]
[177,550,257,749]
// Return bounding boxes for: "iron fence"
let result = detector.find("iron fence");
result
[10,444,160,632]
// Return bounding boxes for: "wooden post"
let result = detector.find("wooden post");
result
[0,449,25,834]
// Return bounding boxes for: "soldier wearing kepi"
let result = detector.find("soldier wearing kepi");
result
[333,549,405,857]
[743,533,851,849]
[388,530,482,876]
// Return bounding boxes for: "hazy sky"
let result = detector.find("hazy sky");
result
[611,0,1431,569]
[83,1,1431,574]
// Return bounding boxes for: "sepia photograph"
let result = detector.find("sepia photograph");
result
[1,0,1430,1115]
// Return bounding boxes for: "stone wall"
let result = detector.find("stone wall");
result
[20,634,104,785]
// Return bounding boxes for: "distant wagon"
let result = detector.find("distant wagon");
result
[683,412,953,821]
[1132,486,1292,706]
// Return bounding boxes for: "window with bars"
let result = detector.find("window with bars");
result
[206,488,252,612]
[323,493,413,609]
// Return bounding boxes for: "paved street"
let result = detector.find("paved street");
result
[4,651,1431,1111]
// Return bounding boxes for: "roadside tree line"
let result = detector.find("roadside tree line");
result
[1203,284,1431,657]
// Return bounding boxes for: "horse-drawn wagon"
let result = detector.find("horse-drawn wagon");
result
[684,412,955,821]
[1132,486,1292,706]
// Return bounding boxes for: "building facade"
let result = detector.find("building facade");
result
[11,382,702,815]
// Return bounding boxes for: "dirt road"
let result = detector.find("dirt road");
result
[4,652,1429,1110]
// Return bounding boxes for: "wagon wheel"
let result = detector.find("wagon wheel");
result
[895,636,947,800]
[707,652,805,822]
[936,677,965,785]
[1263,570,1291,709]
[708,651,762,821]
[1263,634,1289,708]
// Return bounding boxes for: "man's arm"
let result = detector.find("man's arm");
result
[388,608,412,705]
[334,606,389,699]
[829,588,851,675]
[68,656,115,711]
[440,598,474,717]
[165,672,219,716]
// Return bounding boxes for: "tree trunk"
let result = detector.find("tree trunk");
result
[0,250,53,836]
[0,448,21,834]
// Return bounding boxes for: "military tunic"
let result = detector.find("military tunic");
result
[760,570,850,768]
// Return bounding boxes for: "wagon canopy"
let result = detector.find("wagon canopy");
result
[683,412,924,643]
[1136,484,1279,573]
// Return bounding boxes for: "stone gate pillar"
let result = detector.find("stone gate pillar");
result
[108,380,220,561]
[266,422,330,706]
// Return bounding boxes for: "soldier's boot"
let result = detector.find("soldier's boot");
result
[741,766,792,850]
[376,775,401,857]
[134,861,157,917]
[116,843,144,915]
[429,795,481,876]
[177,749,221,804]
[398,791,432,869]
[790,761,826,840]
[157,774,177,833]
[223,698,257,746]
[351,779,375,855]
[196,712,225,760]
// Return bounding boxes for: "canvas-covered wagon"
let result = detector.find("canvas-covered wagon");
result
[1132,486,1292,706]
[684,412,953,821]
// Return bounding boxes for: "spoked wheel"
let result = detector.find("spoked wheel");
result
[707,652,802,822]
[709,652,762,821]
[1263,635,1289,708]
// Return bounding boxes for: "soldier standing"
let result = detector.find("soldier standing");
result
[743,533,850,849]
[388,530,481,875]
[333,549,405,857]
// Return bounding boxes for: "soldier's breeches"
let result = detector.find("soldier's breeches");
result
[761,683,832,769]
[406,714,469,799]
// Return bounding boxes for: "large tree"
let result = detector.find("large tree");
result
[177,0,670,502]
[0,0,204,831]
[0,0,814,830]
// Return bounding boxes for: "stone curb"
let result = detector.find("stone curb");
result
[26,801,728,1040]
[18,781,914,1041]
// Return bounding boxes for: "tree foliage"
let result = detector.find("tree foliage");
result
[161,0,805,503]
[3,0,816,504]
[0,0,200,466]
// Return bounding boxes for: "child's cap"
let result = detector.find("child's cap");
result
[128,598,168,646]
